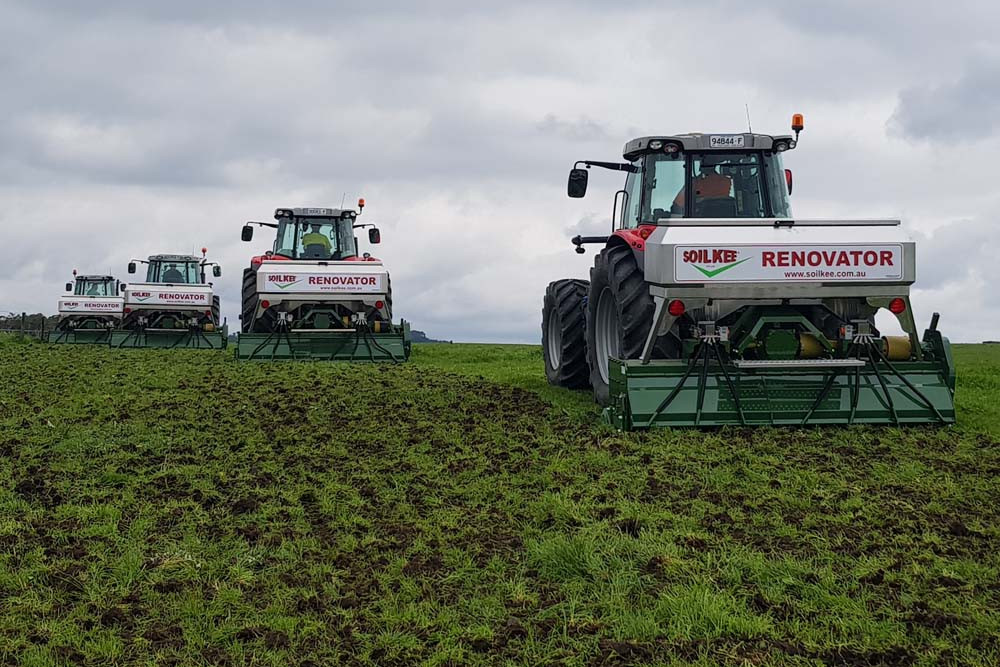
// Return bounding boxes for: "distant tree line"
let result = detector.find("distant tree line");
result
[412,329,451,343]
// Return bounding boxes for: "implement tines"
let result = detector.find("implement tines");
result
[645,334,746,428]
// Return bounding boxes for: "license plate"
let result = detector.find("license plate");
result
[710,135,744,148]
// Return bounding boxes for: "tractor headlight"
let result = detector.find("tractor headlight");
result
[648,140,664,150]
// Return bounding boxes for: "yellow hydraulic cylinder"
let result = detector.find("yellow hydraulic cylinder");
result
[882,336,912,361]
[799,333,824,358]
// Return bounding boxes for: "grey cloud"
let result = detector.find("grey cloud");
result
[564,214,608,238]
[914,218,995,289]
[537,115,607,142]
[0,8,607,190]
[3,1,1000,342]
[889,54,1000,142]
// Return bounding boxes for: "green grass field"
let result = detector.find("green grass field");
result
[1,339,998,666]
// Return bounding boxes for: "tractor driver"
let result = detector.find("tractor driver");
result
[301,223,332,256]
[672,155,733,212]
[86,282,100,295]
[162,263,184,283]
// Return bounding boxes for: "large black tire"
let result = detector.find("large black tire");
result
[542,279,590,388]
[586,244,674,406]
[240,268,257,334]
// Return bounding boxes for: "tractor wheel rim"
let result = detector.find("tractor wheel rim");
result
[595,287,621,386]
[546,308,562,369]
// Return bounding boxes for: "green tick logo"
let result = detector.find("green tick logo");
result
[692,257,751,277]
[268,275,301,289]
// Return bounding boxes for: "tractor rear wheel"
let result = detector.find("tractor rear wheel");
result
[240,268,257,334]
[587,244,674,406]
[542,279,590,388]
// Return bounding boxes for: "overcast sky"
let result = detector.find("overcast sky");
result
[1,1,998,342]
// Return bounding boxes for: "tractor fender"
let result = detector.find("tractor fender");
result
[250,254,289,268]
[250,253,380,268]
[609,225,656,270]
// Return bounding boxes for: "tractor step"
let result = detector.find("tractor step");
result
[733,359,866,369]
[234,321,411,362]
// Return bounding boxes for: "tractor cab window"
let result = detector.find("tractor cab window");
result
[763,151,791,217]
[75,280,114,296]
[686,152,766,218]
[643,151,787,220]
[621,162,643,229]
[148,261,199,284]
[276,216,356,260]
[643,153,686,222]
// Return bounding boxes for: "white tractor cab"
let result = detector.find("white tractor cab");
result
[116,250,226,349]
[47,271,125,343]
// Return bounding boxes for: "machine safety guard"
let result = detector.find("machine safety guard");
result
[109,323,229,350]
[46,327,115,345]
[234,318,411,362]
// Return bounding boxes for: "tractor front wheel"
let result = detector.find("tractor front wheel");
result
[542,279,590,388]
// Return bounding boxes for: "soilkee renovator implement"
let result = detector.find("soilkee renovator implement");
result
[113,250,227,349]
[542,114,955,429]
[47,271,124,344]
[235,202,410,361]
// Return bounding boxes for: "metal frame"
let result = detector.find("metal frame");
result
[111,322,227,349]
[235,319,411,362]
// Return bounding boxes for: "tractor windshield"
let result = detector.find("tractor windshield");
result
[75,279,114,296]
[147,261,200,284]
[275,216,356,260]
[643,150,791,220]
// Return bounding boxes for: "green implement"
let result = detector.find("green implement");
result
[109,325,229,350]
[46,328,114,345]
[604,331,956,429]
[234,321,411,362]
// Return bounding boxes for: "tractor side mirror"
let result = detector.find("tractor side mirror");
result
[784,169,793,195]
[241,225,254,242]
[65,282,73,292]
[213,265,222,278]
[127,262,136,274]
[368,228,381,244]
[567,168,589,198]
